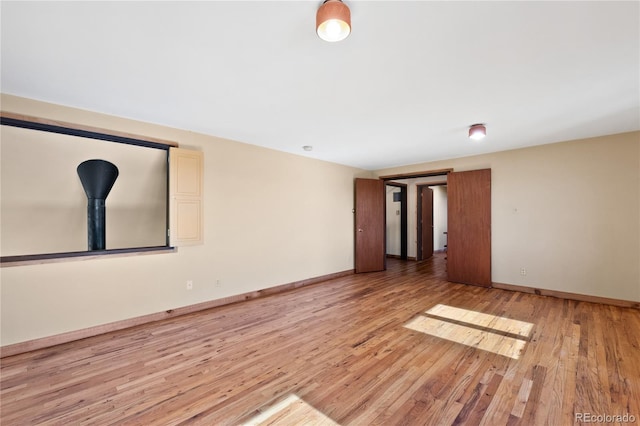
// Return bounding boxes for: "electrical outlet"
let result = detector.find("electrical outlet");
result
[520,268,526,276]
[215,279,221,287]
[187,280,193,290]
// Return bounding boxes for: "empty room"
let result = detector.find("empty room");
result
[1,1,639,425]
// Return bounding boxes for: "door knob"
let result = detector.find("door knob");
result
[358,228,363,232]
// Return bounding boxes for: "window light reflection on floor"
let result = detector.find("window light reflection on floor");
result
[242,393,339,426]
[404,304,534,360]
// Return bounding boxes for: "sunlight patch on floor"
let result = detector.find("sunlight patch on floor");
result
[404,304,534,360]
[242,393,339,426]
[426,304,534,338]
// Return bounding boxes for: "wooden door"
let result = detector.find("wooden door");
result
[355,178,386,273]
[447,169,491,287]
[420,186,434,260]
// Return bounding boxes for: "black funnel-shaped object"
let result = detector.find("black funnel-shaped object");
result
[77,159,119,251]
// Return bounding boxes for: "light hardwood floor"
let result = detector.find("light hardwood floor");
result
[2,255,639,425]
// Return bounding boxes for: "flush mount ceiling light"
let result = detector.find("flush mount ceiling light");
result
[468,123,487,140]
[316,0,351,42]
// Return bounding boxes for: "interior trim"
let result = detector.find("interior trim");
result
[0,268,355,358]
[378,168,453,181]
[0,112,179,148]
[492,282,640,310]
[0,246,176,268]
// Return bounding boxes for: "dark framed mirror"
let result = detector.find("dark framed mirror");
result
[0,114,175,265]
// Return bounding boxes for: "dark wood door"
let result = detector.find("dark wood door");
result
[447,169,491,287]
[355,178,386,273]
[422,186,434,260]
[417,186,434,261]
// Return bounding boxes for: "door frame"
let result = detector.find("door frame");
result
[381,170,451,262]
[385,182,408,260]
[372,168,491,287]
[379,168,453,181]
[416,182,446,261]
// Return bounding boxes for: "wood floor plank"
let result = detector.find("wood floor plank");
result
[2,255,639,425]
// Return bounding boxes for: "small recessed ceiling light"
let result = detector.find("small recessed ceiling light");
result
[303,145,313,151]
[468,123,487,140]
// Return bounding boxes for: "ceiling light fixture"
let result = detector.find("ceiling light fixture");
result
[316,0,351,42]
[468,123,487,140]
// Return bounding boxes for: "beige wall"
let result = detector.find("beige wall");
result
[2,94,638,348]
[0,94,370,346]
[375,131,640,302]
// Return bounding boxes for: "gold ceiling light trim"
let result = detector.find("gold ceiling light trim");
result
[316,0,351,42]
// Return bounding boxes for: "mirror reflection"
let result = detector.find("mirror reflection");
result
[0,123,168,258]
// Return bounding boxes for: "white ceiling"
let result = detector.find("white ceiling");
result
[2,1,638,170]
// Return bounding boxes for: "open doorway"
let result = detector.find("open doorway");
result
[385,182,407,260]
[358,168,490,286]
[384,175,447,261]
[417,183,448,261]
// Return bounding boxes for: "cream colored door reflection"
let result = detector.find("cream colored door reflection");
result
[169,147,204,246]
